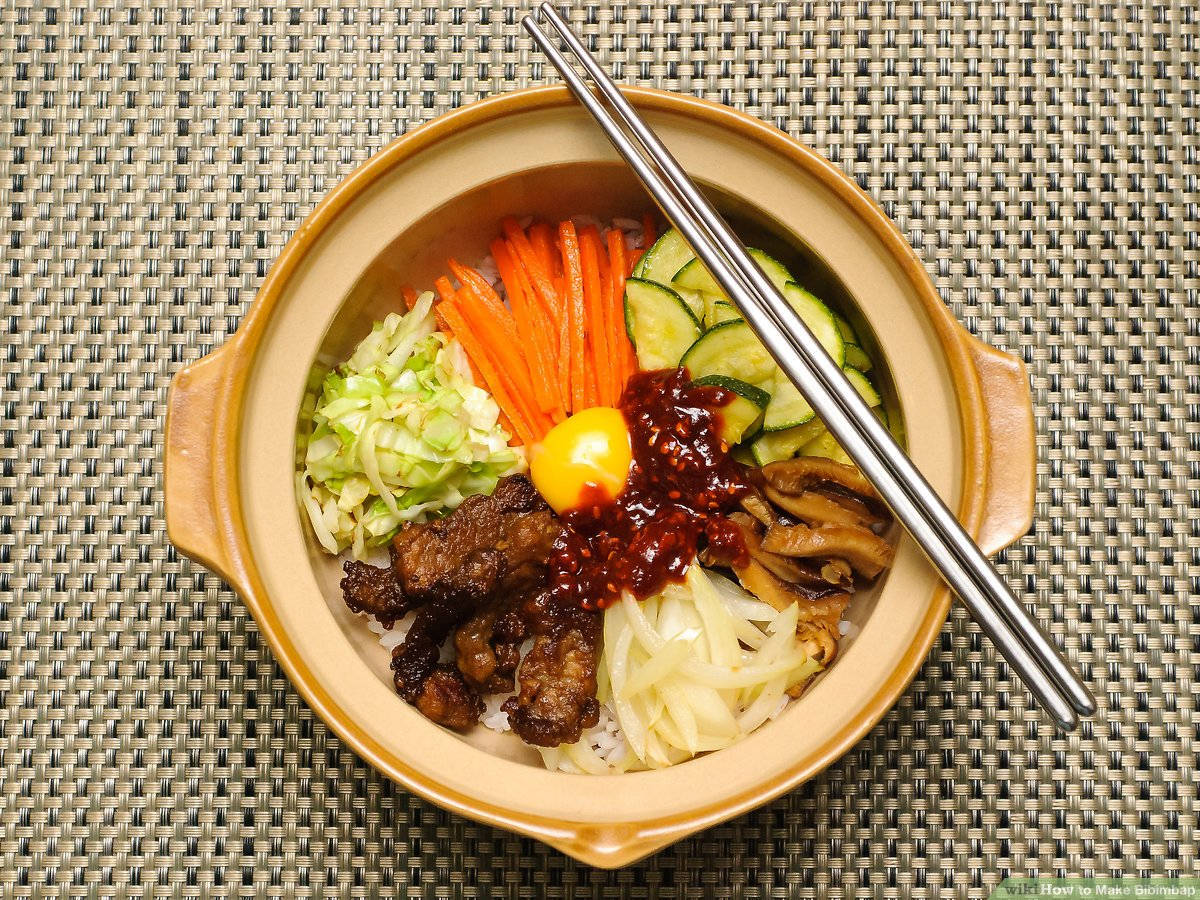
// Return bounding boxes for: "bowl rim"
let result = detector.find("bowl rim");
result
[185,86,997,863]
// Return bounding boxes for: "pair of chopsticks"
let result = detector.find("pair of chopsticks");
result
[524,4,1095,730]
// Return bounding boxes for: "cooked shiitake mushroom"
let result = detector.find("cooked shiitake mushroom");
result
[760,522,895,578]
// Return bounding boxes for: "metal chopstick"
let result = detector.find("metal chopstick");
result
[525,4,1096,730]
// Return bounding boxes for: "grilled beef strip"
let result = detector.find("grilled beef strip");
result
[387,475,563,728]
[454,594,526,693]
[390,474,560,604]
[340,553,411,627]
[503,590,602,747]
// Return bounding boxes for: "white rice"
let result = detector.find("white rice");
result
[481,692,512,732]
[539,703,630,773]
[570,213,606,234]
[474,254,500,286]
[610,216,647,250]
[365,611,454,662]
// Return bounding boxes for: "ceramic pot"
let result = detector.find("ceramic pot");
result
[164,87,1035,867]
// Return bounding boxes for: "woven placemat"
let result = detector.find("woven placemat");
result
[1,0,1196,896]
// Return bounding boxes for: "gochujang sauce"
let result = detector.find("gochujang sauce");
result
[548,367,751,610]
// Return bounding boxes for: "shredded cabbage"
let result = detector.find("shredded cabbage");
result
[539,565,823,773]
[297,292,523,557]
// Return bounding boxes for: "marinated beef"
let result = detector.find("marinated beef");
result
[503,592,602,747]
[340,558,410,627]
[454,596,525,693]
[413,665,486,730]
[391,474,561,603]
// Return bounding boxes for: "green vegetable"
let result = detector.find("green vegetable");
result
[296,291,522,558]
[692,375,769,444]
[624,277,702,370]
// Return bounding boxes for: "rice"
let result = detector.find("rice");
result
[570,213,606,233]
[538,703,630,774]
[474,254,500,286]
[481,692,512,732]
[610,216,646,250]
[365,611,455,661]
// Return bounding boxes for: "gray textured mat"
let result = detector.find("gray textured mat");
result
[0,0,1197,896]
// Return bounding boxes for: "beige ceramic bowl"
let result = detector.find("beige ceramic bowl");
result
[164,87,1035,867]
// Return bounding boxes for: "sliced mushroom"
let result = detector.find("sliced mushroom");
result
[728,513,845,599]
[739,490,776,527]
[787,624,839,697]
[731,558,848,621]
[764,485,885,529]
[820,558,853,588]
[762,456,880,500]
[761,522,896,578]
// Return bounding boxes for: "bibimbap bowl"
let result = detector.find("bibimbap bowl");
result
[164,87,1035,867]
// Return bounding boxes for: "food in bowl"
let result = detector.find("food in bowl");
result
[296,213,896,772]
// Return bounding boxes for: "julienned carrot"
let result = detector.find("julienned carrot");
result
[438,300,536,447]
[434,276,458,305]
[593,233,617,405]
[445,293,551,442]
[595,232,620,403]
[531,223,570,334]
[401,285,420,311]
[491,239,564,421]
[502,218,561,329]
[431,276,461,335]
[509,242,568,419]
[448,287,552,439]
[604,230,625,399]
[558,221,590,413]
[557,304,572,414]
[529,223,559,280]
[579,226,611,407]
[447,259,525,362]
[607,228,636,391]
[641,213,657,251]
[448,260,515,328]
[447,259,557,431]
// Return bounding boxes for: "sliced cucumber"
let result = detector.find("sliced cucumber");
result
[672,247,793,298]
[673,257,725,298]
[749,249,794,293]
[750,418,827,466]
[796,375,885,464]
[800,429,854,466]
[674,286,706,321]
[679,320,777,388]
[832,311,859,345]
[701,292,724,326]
[693,375,769,444]
[844,342,873,372]
[783,283,845,367]
[706,300,741,327]
[635,229,694,285]
[623,278,702,370]
[730,444,757,466]
[761,368,816,431]
[842,365,882,407]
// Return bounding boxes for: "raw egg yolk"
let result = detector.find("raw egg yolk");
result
[530,407,633,514]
